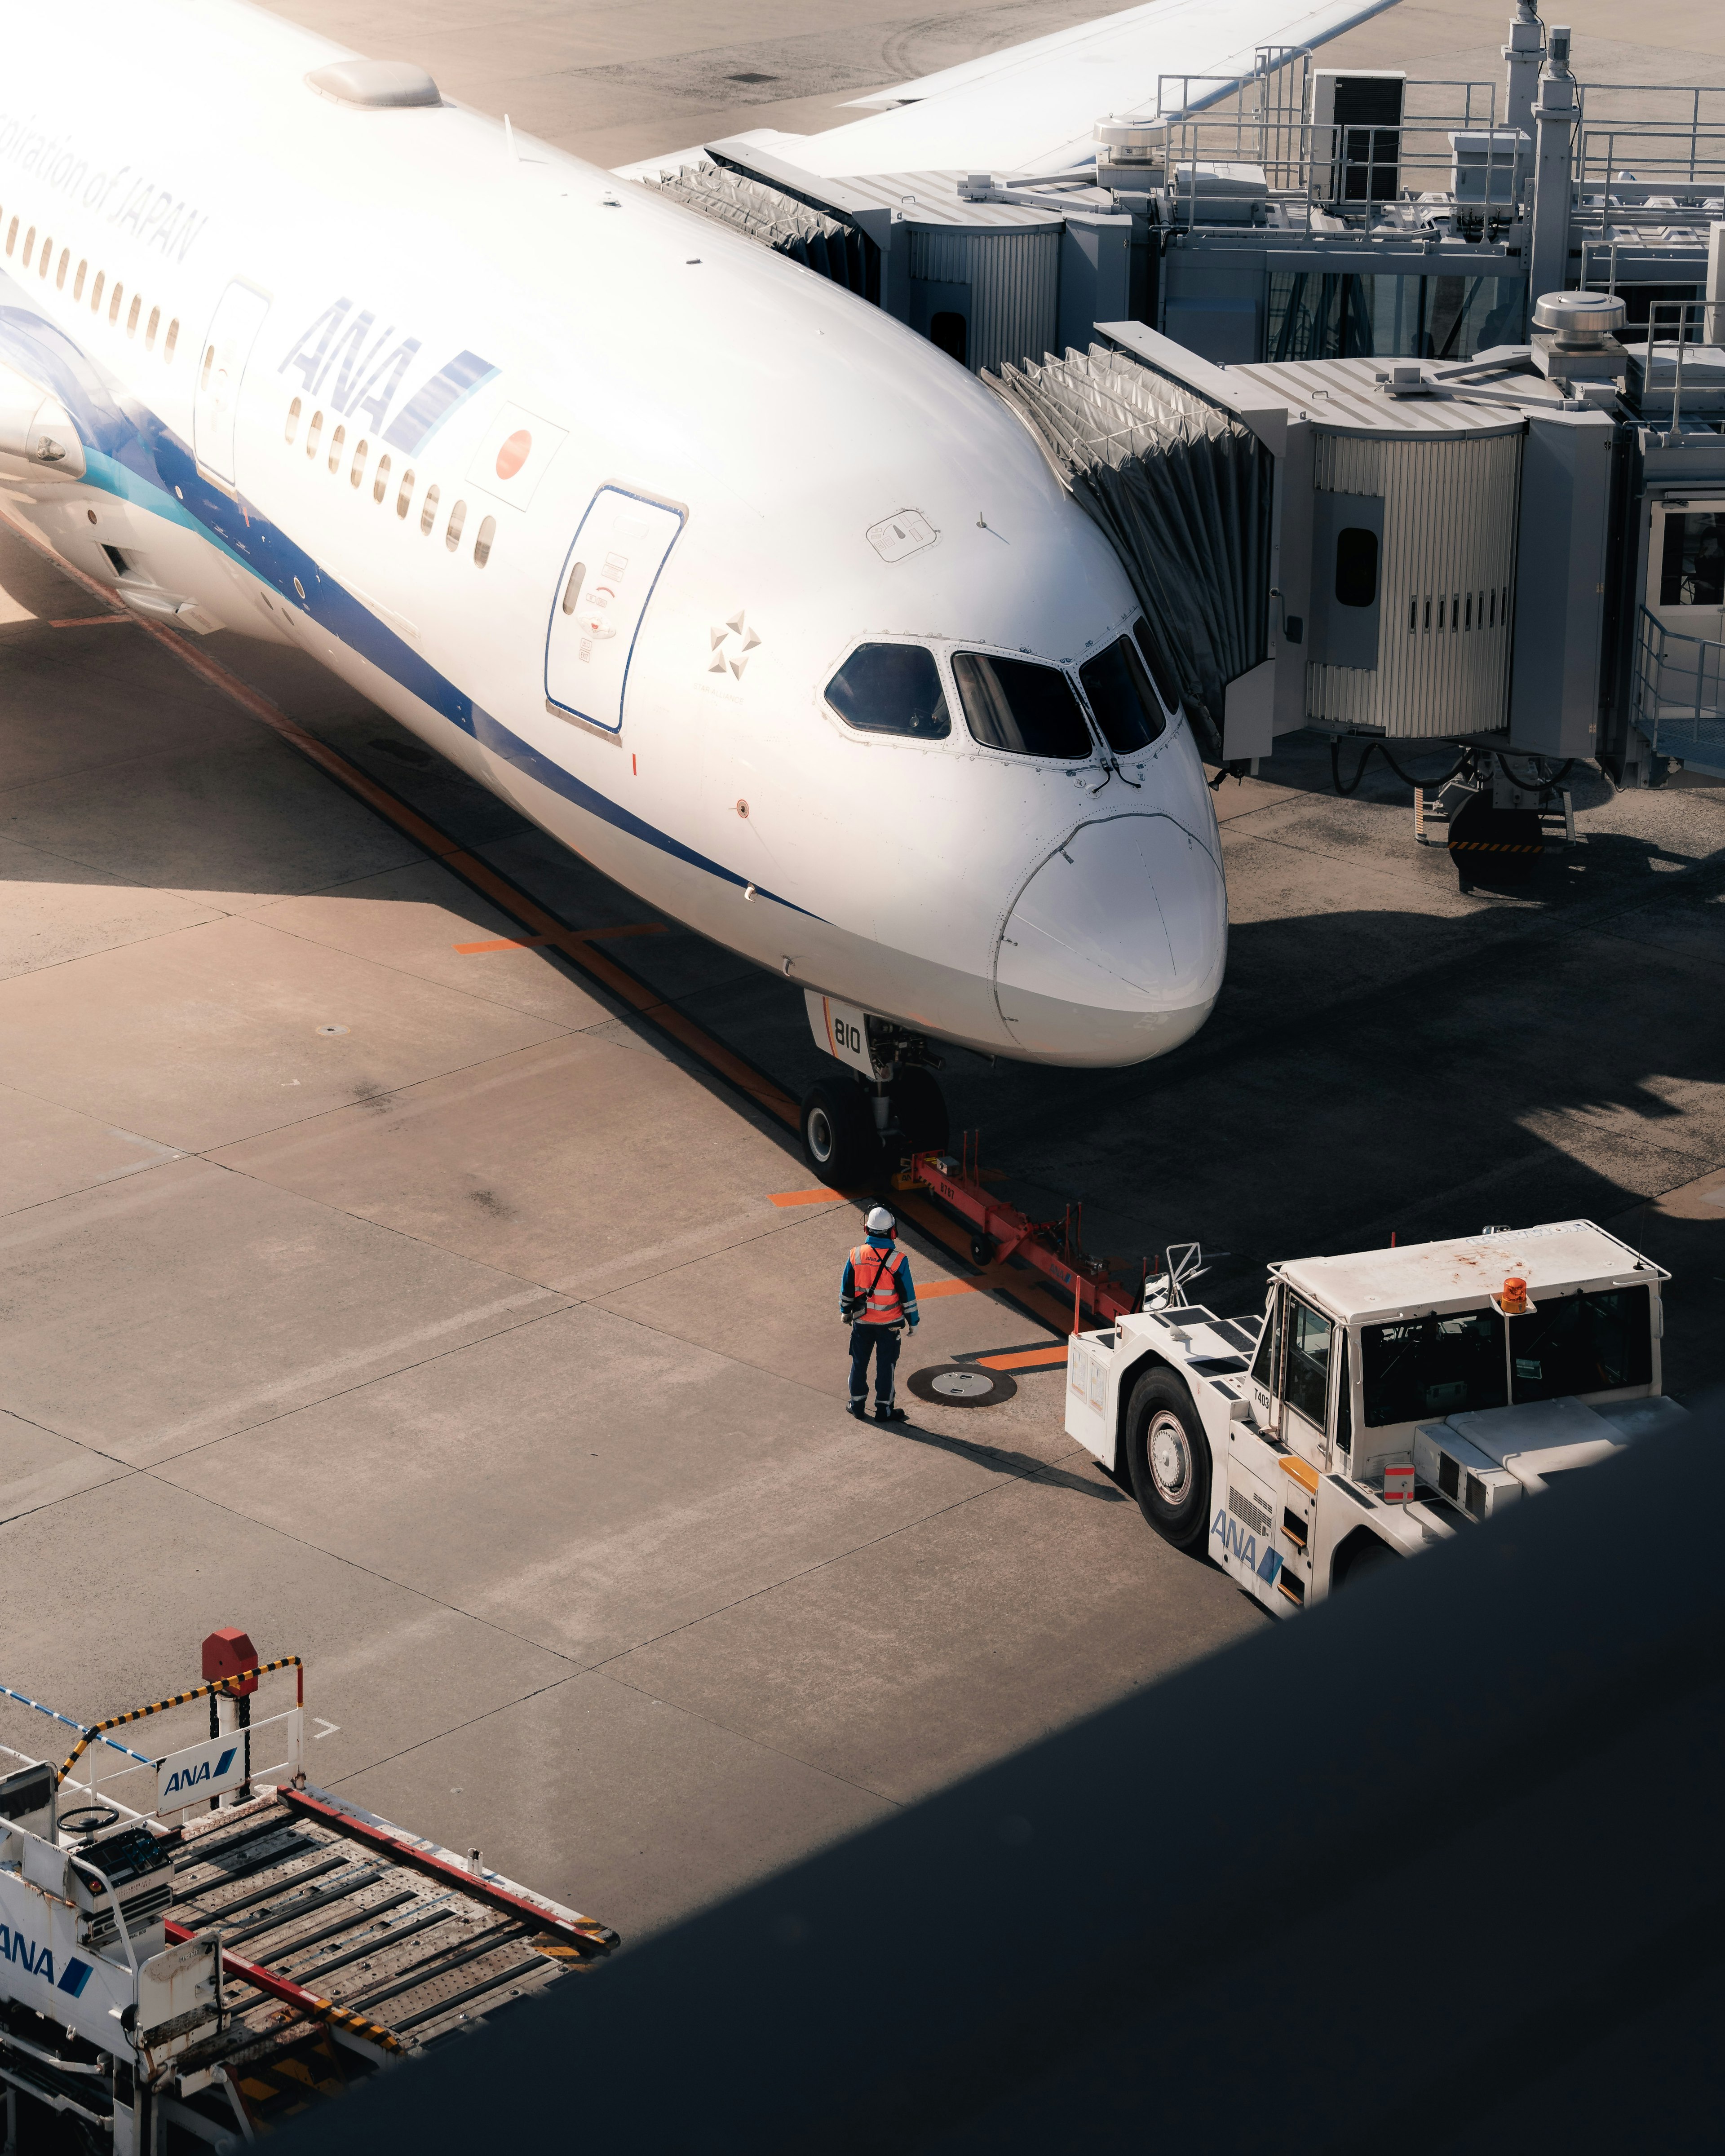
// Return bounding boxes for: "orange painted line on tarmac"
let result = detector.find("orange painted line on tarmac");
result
[769,1188,843,1207]
[454,923,665,955]
[51,615,134,627]
[917,1280,981,1299]
[977,1346,1069,1371]
[0,506,800,1131]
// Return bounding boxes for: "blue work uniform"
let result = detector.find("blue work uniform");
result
[841,1233,920,1409]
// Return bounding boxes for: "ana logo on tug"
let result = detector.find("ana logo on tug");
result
[162,1747,238,1798]
[1212,1510,1283,1585]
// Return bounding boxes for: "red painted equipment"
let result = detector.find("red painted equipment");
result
[908,1133,1145,1328]
[202,1626,260,1698]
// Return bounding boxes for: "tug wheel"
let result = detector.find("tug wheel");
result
[1125,1369,1210,1552]
[800,1079,875,1189]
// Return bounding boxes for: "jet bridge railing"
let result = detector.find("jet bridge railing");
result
[1574,80,1725,187]
[1147,71,1514,220]
[1633,607,1725,775]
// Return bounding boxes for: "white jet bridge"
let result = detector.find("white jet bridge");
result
[623,9,1725,793]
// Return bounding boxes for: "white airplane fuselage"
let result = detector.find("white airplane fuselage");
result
[0,0,1227,1068]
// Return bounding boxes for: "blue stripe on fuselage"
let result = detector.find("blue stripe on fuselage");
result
[0,288,814,918]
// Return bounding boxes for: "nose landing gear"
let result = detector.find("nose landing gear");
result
[798,993,949,1188]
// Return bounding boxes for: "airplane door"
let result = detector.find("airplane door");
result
[193,281,271,487]
[545,486,685,736]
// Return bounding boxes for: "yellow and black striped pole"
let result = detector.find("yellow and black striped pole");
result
[58,1656,304,1785]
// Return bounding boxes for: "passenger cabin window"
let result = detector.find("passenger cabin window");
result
[164,318,179,362]
[350,438,368,489]
[473,514,496,567]
[396,468,415,518]
[37,235,50,278]
[1079,636,1167,755]
[444,499,467,551]
[285,396,301,444]
[327,424,345,474]
[5,218,16,255]
[146,306,159,351]
[22,226,34,267]
[306,409,324,459]
[127,293,141,336]
[90,270,104,312]
[372,452,391,504]
[952,652,1093,760]
[419,484,440,536]
[73,259,86,300]
[561,562,585,614]
[56,248,69,289]
[1283,1298,1333,1431]
[824,644,951,739]
[109,285,122,324]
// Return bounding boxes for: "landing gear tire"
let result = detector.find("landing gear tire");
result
[892,1067,949,1155]
[801,1079,876,1189]
[1125,1369,1210,1551]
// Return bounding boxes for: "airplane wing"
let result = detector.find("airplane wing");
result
[622,0,1401,183]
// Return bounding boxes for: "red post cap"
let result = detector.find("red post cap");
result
[202,1627,260,1697]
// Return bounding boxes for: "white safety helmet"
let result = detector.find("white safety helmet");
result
[866,1206,897,1235]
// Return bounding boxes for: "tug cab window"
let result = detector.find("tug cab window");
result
[1079,636,1167,754]
[1505,1286,1653,1402]
[1283,1297,1333,1431]
[1362,1309,1508,1427]
[952,652,1093,759]
[824,644,951,739]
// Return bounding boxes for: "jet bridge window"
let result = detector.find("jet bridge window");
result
[824,644,951,739]
[1360,1309,1508,1427]
[1079,636,1167,755]
[1505,1286,1653,1403]
[1335,527,1379,608]
[1660,512,1725,607]
[952,652,1092,760]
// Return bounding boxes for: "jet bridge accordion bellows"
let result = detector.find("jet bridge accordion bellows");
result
[640,163,871,296]
[984,346,1273,763]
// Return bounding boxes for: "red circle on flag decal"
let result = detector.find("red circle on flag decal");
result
[495,429,532,480]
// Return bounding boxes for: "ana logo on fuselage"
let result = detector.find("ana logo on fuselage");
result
[279,300,421,435]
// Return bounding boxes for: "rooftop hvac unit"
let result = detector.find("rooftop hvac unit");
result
[1309,70,1406,207]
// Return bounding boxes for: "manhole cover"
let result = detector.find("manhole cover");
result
[907,1364,1017,1409]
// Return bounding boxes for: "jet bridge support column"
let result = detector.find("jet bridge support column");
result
[1502,3,1545,141]
[1528,26,1579,311]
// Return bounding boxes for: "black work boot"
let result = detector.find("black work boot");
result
[875,1403,908,1423]
[847,1400,868,1419]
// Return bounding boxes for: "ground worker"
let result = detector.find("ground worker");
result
[840,1206,919,1421]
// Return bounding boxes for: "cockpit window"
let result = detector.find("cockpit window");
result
[1132,618,1180,714]
[1079,636,1167,754]
[952,653,1093,760]
[824,644,951,739]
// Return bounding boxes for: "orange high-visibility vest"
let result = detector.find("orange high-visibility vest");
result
[849,1242,907,1324]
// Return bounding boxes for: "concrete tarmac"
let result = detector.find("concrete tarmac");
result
[3,1,1724,1948]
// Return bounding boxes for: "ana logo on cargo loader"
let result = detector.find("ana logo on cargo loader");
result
[0,1926,93,1998]
[161,1747,237,1799]
[1212,1510,1283,1585]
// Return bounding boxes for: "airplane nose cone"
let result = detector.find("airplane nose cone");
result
[993,813,1227,1066]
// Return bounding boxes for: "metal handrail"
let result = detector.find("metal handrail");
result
[1633,605,1725,766]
